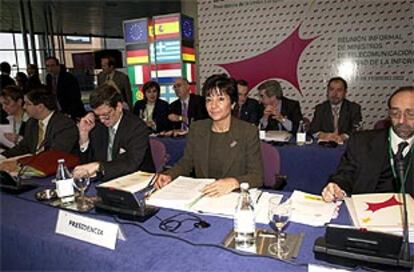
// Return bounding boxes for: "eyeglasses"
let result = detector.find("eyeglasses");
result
[388,108,414,120]
[94,107,115,121]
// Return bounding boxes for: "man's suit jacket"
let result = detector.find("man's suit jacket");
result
[261,97,303,133]
[80,111,154,181]
[169,94,208,129]
[1,112,79,158]
[309,99,362,135]
[234,98,261,125]
[97,71,133,110]
[46,68,86,120]
[133,99,171,133]
[329,129,413,196]
[165,117,263,188]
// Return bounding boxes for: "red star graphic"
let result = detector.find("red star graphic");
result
[218,24,319,96]
[365,195,402,213]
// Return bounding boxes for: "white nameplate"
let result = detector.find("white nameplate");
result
[55,210,125,250]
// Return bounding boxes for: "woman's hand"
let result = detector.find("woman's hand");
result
[201,178,240,197]
[155,174,172,189]
[4,132,20,143]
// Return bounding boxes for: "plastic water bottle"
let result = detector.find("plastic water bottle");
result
[234,183,256,252]
[296,120,306,146]
[55,159,75,203]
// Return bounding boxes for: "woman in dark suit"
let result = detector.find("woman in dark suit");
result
[156,74,263,197]
[133,81,170,133]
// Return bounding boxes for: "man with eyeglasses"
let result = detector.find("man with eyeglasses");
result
[74,84,154,181]
[322,86,414,202]
[168,77,208,131]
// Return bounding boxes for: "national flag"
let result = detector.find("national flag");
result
[151,63,182,84]
[182,62,196,83]
[182,47,195,62]
[126,49,149,65]
[148,19,155,42]
[181,16,194,41]
[128,65,150,85]
[124,19,148,44]
[160,85,178,103]
[154,15,180,40]
[150,40,181,64]
[131,85,144,103]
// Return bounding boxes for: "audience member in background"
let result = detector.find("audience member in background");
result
[168,77,208,132]
[0,87,79,159]
[0,85,29,147]
[97,55,132,110]
[75,84,154,181]
[45,56,86,120]
[15,72,28,94]
[233,79,260,125]
[133,81,170,133]
[258,80,303,133]
[309,77,362,143]
[322,86,414,201]
[156,74,263,197]
[26,64,42,92]
[0,61,16,124]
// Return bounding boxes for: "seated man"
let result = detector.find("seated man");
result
[258,80,303,133]
[309,77,362,143]
[233,79,260,125]
[168,77,208,131]
[0,87,78,159]
[74,84,154,181]
[322,86,414,202]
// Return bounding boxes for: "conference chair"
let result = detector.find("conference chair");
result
[149,138,168,172]
[260,142,285,189]
[373,118,391,130]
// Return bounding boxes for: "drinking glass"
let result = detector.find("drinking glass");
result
[72,168,91,211]
[268,197,292,259]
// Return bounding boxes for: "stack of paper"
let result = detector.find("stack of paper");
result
[345,193,414,241]
[289,190,339,227]
[263,131,292,142]
[98,171,155,193]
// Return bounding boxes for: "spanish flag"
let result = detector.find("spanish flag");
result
[126,49,149,65]
[182,47,195,62]
[154,15,180,40]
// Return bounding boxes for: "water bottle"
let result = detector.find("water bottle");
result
[296,120,306,146]
[234,183,256,253]
[55,159,75,203]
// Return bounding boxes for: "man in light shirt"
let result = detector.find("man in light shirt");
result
[322,86,414,201]
[74,84,154,181]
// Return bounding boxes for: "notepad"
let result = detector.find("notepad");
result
[98,171,155,193]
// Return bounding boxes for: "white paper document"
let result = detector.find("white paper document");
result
[0,124,14,149]
[289,190,339,227]
[98,171,155,193]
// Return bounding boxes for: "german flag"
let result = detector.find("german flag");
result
[182,47,195,62]
[154,15,180,40]
[126,49,149,65]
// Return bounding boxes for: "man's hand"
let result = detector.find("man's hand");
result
[263,105,284,122]
[201,178,240,197]
[322,182,345,202]
[4,132,20,144]
[155,174,172,189]
[78,112,96,145]
[73,162,100,178]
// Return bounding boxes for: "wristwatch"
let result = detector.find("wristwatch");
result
[178,116,183,122]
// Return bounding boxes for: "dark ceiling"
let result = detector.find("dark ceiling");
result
[0,0,182,38]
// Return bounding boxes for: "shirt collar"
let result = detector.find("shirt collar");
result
[40,111,54,129]
[110,111,123,133]
[390,128,414,156]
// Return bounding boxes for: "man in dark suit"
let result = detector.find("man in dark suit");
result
[258,80,303,133]
[75,84,154,181]
[233,79,260,125]
[168,77,208,130]
[322,86,414,202]
[97,55,133,110]
[45,57,86,120]
[309,77,362,143]
[0,62,16,124]
[0,88,79,159]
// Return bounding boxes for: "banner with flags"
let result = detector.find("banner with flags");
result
[154,15,180,40]
[150,40,181,63]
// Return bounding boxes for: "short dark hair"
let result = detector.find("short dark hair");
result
[257,80,283,99]
[202,74,238,104]
[0,62,11,74]
[101,55,116,67]
[236,79,248,87]
[142,80,160,100]
[45,56,60,65]
[89,84,122,109]
[0,85,24,102]
[327,77,348,91]
[26,86,58,111]
[387,86,414,108]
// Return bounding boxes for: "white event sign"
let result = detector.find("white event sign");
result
[55,210,125,250]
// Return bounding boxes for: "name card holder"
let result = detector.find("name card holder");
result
[55,210,125,250]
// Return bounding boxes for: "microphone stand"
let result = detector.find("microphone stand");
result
[395,158,412,264]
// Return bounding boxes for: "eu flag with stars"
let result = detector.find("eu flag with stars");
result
[124,19,148,44]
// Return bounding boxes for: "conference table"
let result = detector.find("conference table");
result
[1,181,361,271]
[154,137,346,194]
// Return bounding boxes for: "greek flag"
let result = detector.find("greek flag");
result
[150,40,181,63]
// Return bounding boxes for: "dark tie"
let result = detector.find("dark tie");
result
[181,101,188,130]
[395,141,409,161]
